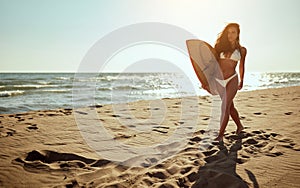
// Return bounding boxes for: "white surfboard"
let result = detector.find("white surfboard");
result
[186,39,223,95]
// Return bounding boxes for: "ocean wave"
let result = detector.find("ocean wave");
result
[13,84,59,89]
[0,90,25,97]
[96,85,143,91]
[40,89,71,93]
[0,72,299,114]
[97,87,113,91]
[55,77,72,80]
[75,74,155,82]
[98,85,143,91]
[37,81,51,85]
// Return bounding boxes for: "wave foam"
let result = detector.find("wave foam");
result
[13,84,58,89]
[0,90,25,97]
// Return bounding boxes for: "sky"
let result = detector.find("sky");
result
[0,0,299,73]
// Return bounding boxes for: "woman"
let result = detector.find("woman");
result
[213,23,247,141]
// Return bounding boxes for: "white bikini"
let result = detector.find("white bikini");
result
[215,49,241,87]
[220,49,241,62]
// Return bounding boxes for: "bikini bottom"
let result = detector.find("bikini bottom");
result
[215,72,238,87]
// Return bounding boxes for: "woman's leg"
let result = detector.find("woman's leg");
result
[215,76,238,141]
[230,102,244,134]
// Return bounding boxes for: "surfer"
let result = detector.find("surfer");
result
[213,23,247,141]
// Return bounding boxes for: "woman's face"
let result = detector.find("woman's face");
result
[227,26,239,43]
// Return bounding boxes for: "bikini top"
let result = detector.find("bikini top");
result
[220,49,241,61]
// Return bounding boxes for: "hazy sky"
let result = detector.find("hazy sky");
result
[0,0,299,72]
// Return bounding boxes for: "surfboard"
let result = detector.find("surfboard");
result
[186,39,222,95]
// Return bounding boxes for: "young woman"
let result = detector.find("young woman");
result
[214,23,247,141]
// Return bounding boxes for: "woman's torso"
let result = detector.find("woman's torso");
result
[218,59,238,78]
[218,49,240,79]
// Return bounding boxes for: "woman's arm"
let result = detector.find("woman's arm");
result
[238,47,247,90]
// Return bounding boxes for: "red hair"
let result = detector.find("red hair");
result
[214,23,241,57]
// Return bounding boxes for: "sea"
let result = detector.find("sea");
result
[0,72,299,114]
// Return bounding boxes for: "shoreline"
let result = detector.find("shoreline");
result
[0,86,299,187]
[1,85,299,116]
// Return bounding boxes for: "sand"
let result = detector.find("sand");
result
[0,86,299,188]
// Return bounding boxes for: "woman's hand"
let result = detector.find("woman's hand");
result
[201,84,209,91]
[202,84,215,94]
[238,80,243,90]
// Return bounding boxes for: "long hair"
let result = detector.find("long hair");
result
[214,23,241,57]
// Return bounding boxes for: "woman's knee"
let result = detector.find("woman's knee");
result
[230,105,236,114]
[222,101,232,113]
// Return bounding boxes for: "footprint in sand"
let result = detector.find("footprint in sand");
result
[62,108,73,115]
[190,136,202,142]
[174,121,185,126]
[26,124,38,130]
[13,150,112,173]
[0,127,16,137]
[14,115,25,121]
[233,130,299,158]
[46,113,59,117]
[75,111,88,115]
[114,133,133,140]
[197,128,299,167]
[188,128,299,188]
[146,171,168,180]
[152,126,169,134]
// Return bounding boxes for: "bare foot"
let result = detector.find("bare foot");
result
[236,126,244,134]
[214,135,223,142]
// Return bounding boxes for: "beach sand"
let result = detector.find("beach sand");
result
[0,86,299,188]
